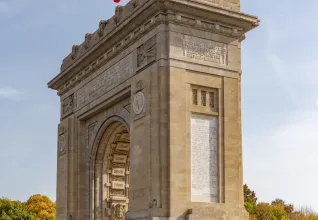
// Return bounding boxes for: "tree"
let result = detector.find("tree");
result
[254,202,272,220]
[271,203,288,220]
[244,184,257,216]
[271,198,294,218]
[25,194,56,220]
[0,198,36,220]
[244,184,257,204]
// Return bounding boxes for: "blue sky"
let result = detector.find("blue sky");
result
[0,0,317,212]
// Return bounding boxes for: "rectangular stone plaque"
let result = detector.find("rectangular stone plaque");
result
[183,35,227,65]
[112,168,125,176]
[116,142,130,151]
[112,181,126,190]
[113,154,127,163]
[77,52,134,109]
[191,114,218,202]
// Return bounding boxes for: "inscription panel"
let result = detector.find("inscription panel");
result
[191,114,218,202]
[77,53,134,109]
[183,35,227,65]
[113,155,127,163]
[112,181,126,190]
[112,168,125,176]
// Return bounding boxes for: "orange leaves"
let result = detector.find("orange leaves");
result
[26,194,56,220]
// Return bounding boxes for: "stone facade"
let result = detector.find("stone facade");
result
[48,0,259,219]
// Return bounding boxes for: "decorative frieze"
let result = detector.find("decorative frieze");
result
[183,35,228,65]
[76,53,134,109]
[57,13,244,96]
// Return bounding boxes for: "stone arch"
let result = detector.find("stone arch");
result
[89,116,130,220]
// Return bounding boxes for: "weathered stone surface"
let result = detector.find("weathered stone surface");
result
[48,0,258,220]
[76,53,134,109]
[191,114,218,202]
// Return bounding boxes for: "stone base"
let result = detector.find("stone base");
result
[187,206,249,220]
[125,206,249,220]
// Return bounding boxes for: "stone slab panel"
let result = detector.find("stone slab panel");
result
[190,114,218,202]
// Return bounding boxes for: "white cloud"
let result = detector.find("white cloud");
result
[0,87,24,100]
[244,109,318,211]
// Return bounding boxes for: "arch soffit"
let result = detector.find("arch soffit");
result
[90,115,130,170]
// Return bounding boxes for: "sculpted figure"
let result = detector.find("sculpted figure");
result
[111,203,126,220]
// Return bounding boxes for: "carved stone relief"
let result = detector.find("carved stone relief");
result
[183,35,227,65]
[137,36,157,68]
[102,126,130,219]
[62,94,74,117]
[132,92,145,115]
[111,203,126,220]
[58,127,67,156]
[58,13,244,96]
[76,53,134,109]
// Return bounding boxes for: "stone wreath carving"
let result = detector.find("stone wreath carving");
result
[137,36,156,67]
[111,203,126,220]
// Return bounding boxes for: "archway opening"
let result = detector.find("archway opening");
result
[93,121,130,220]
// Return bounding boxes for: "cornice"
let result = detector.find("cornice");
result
[48,0,259,95]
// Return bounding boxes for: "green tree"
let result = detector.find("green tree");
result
[244,184,257,217]
[254,202,272,220]
[271,198,294,218]
[271,203,288,220]
[25,194,56,220]
[0,198,36,220]
[244,184,257,204]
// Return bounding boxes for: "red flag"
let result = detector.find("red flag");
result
[114,0,120,2]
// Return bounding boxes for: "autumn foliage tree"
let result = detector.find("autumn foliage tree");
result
[244,184,257,216]
[26,194,56,220]
[0,198,36,220]
[243,184,318,220]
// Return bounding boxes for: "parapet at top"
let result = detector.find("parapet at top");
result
[195,0,240,11]
[49,0,258,93]
[59,0,244,72]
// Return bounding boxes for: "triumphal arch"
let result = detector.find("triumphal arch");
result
[48,0,258,219]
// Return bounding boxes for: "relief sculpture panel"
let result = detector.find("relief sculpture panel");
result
[62,94,74,118]
[191,114,218,202]
[183,35,227,65]
[77,53,134,109]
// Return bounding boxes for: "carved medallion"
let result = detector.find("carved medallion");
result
[132,92,145,115]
